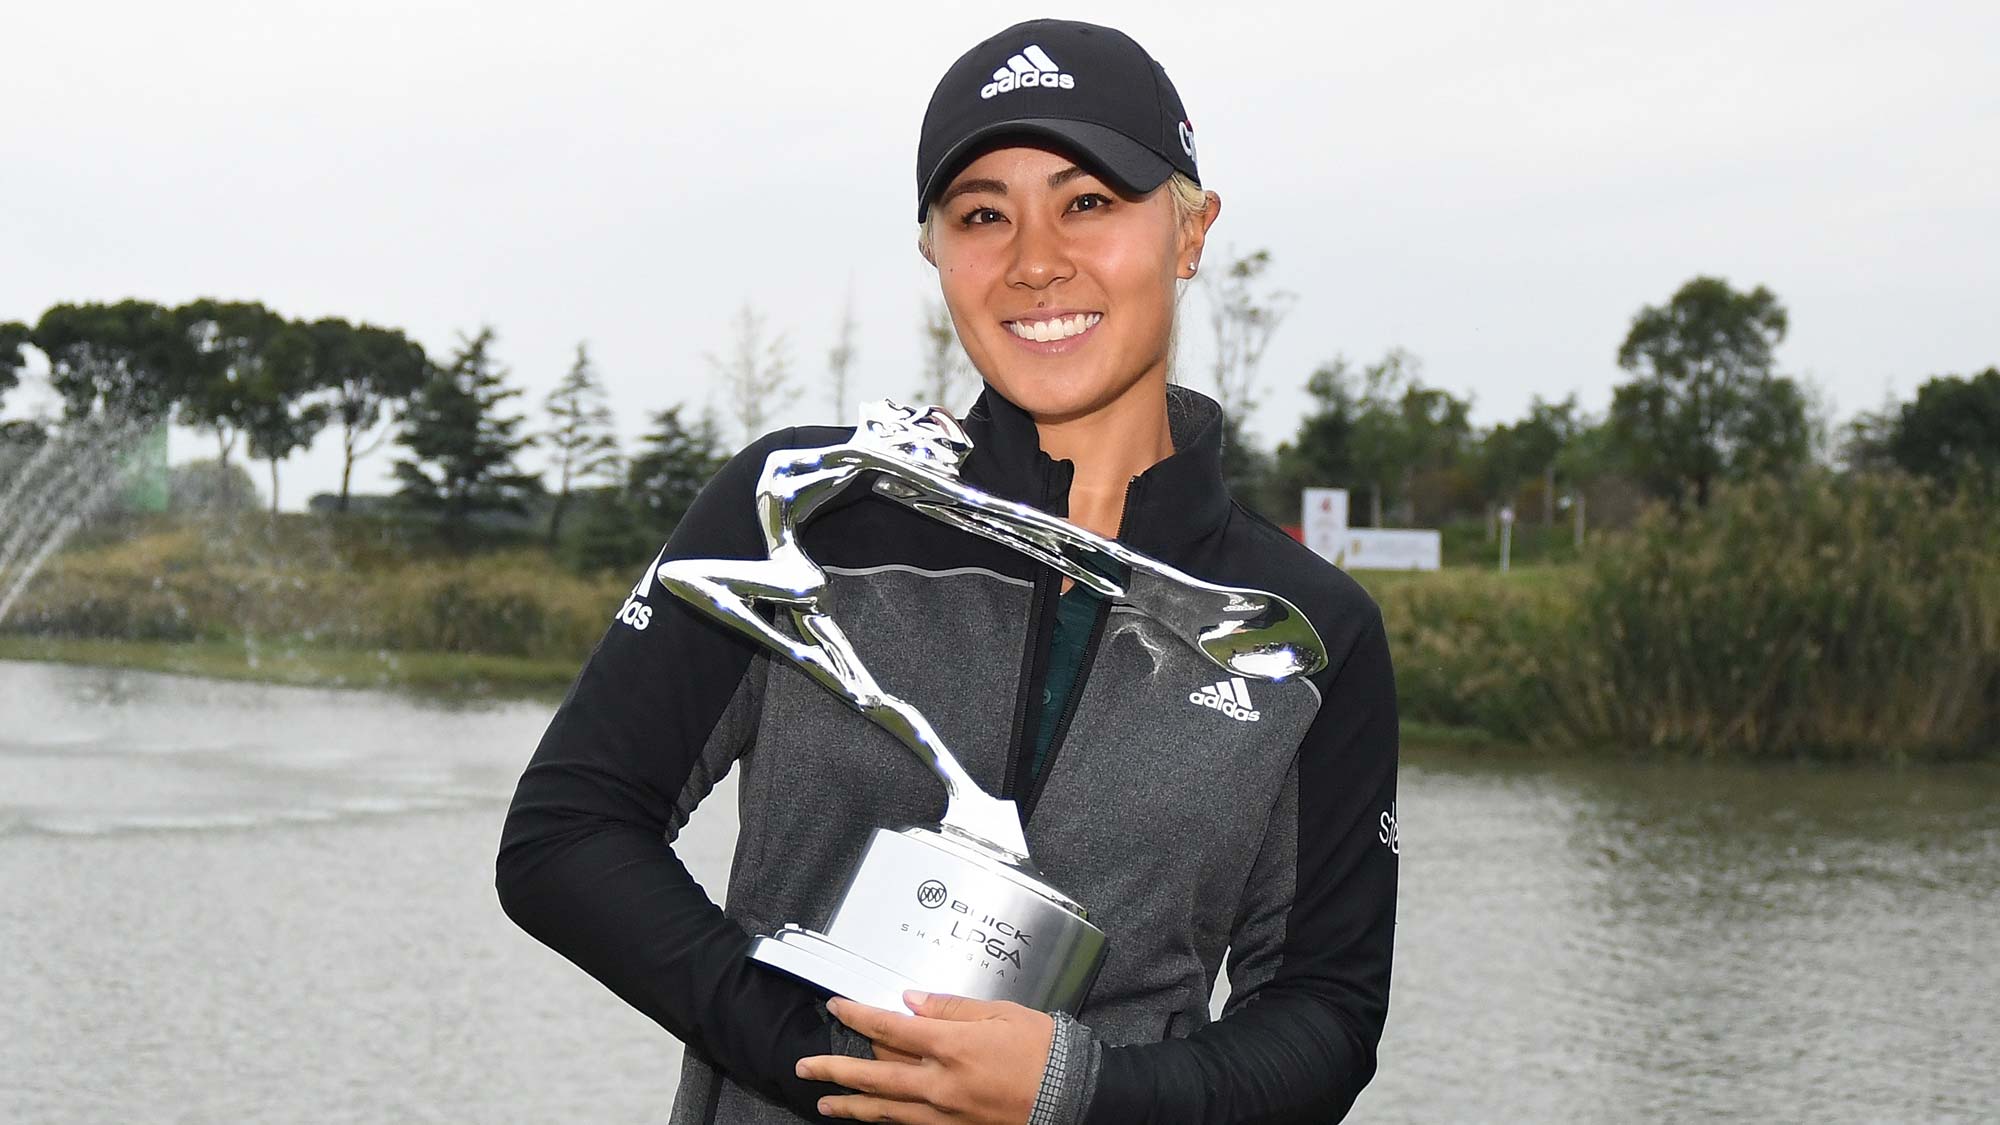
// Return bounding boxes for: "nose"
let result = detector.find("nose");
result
[1005,210,1075,292]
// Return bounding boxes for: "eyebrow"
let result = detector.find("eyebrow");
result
[935,164,1094,209]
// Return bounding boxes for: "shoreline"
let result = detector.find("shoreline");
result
[0,634,580,701]
[0,634,1527,755]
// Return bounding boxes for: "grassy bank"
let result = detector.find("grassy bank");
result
[0,634,580,699]
[7,472,1995,761]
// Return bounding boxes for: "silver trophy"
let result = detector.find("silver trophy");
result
[655,400,1327,1014]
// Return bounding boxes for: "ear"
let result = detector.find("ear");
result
[1178,191,1222,279]
[917,231,937,267]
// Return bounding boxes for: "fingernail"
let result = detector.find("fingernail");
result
[904,989,929,1006]
[826,997,840,1014]
[795,1059,809,1078]
[818,1099,831,1114]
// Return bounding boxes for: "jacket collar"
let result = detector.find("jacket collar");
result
[958,381,1233,558]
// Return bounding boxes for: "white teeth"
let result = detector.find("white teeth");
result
[1007,313,1101,342]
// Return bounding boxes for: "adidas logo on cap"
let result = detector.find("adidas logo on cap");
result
[1190,676,1261,722]
[980,44,1075,99]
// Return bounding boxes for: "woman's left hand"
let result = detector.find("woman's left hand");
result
[797,990,1053,1123]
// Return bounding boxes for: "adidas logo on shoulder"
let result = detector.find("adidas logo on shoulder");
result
[981,44,1074,99]
[1190,676,1261,722]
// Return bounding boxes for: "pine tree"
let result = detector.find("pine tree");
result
[540,342,621,545]
[241,322,331,515]
[392,326,540,539]
[626,404,725,539]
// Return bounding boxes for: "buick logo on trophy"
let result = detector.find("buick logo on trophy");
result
[655,400,1328,1014]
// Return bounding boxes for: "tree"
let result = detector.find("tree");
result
[1266,357,1359,522]
[168,458,261,514]
[1201,248,1295,499]
[33,300,189,424]
[1478,395,1581,526]
[1836,389,1902,475]
[1888,367,2000,490]
[540,342,621,544]
[625,403,725,537]
[310,318,430,512]
[828,283,859,423]
[710,302,794,443]
[915,299,976,411]
[1344,349,1470,526]
[176,299,286,483]
[241,323,331,514]
[0,320,28,409]
[1610,276,1807,506]
[392,326,541,537]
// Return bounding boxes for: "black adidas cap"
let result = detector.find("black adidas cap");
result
[916,19,1201,223]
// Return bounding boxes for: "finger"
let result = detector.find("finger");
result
[906,990,1009,1023]
[817,1092,951,1124]
[828,997,941,1058]
[870,1041,922,1065]
[794,1054,929,1101]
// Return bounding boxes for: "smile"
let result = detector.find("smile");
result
[1004,312,1101,343]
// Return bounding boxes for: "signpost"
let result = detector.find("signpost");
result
[1299,487,1441,572]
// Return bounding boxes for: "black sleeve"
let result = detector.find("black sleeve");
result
[1076,607,1400,1123]
[495,428,849,1117]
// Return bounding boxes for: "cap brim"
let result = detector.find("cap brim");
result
[918,118,1176,222]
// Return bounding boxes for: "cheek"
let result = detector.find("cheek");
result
[1091,244,1176,342]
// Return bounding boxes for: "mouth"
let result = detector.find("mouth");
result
[1002,311,1102,353]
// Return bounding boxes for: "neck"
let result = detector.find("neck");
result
[1032,371,1174,541]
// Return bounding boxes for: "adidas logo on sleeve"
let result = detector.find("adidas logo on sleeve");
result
[981,44,1074,98]
[1190,676,1261,722]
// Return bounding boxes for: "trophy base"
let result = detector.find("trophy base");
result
[750,925,920,1013]
[746,826,1106,1014]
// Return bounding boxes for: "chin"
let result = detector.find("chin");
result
[984,367,1121,423]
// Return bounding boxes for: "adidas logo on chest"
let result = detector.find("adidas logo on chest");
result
[1190,676,1261,722]
[981,44,1074,99]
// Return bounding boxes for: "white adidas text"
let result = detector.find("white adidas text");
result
[1190,676,1260,722]
[981,44,1074,99]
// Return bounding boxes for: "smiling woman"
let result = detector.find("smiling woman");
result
[497,16,1400,1125]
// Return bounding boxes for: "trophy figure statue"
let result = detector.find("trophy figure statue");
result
[655,400,1327,1014]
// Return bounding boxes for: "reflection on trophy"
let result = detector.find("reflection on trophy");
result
[655,400,1328,1014]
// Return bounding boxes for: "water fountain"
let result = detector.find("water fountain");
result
[0,411,156,628]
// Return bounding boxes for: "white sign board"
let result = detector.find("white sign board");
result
[1341,528,1443,571]
[1301,488,1349,562]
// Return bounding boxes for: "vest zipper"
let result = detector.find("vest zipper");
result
[999,455,1067,806]
[1015,474,1144,822]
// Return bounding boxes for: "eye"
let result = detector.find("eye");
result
[1068,192,1114,213]
[958,205,1005,227]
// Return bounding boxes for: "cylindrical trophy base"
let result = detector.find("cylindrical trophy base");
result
[747,825,1106,1013]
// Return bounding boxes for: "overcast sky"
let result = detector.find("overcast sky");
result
[6,0,1995,510]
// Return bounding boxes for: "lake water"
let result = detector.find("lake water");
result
[3,660,1995,1122]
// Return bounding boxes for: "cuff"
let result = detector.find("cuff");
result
[1028,1010,1101,1125]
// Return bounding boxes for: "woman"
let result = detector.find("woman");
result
[497,17,1398,1125]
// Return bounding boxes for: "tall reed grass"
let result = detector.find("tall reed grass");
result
[1549,472,1998,759]
[1375,472,1998,759]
